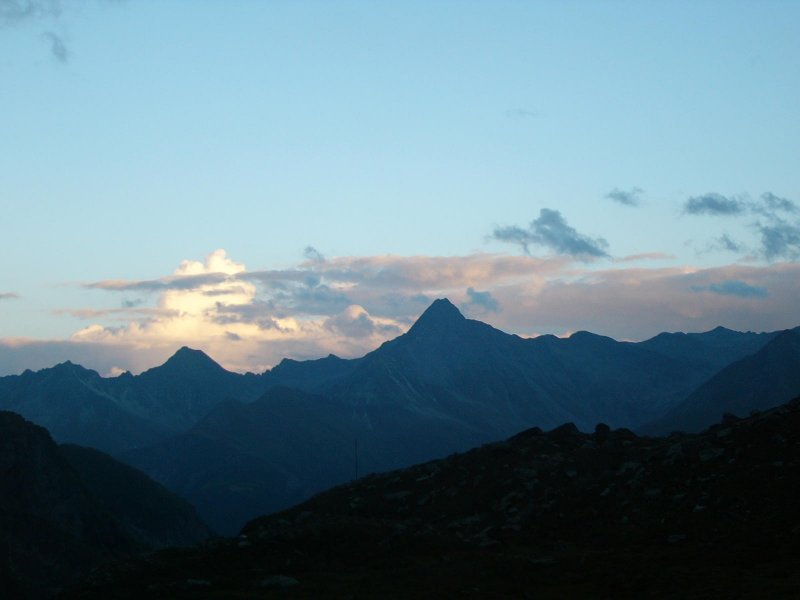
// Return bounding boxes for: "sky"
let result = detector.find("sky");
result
[1,0,799,376]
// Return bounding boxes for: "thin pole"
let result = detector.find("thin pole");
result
[354,438,359,480]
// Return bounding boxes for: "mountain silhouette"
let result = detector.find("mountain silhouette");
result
[0,348,265,453]
[637,325,781,373]
[2,299,796,535]
[155,346,227,375]
[0,362,169,453]
[405,297,467,335]
[644,329,800,434]
[117,300,792,533]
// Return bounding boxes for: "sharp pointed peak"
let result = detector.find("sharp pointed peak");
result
[424,297,464,317]
[160,346,224,372]
[173,346,208,358]
[407,298,466,335]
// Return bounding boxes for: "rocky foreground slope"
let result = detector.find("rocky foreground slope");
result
[64,397,800,599]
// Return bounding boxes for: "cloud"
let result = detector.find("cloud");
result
[465,287,499,313]
[0,338,171,377]
[715,234,745,253]
[492,208,610,259]
[86,249,245,293]
[0,292,19,300]
[605,187,643,207]
[613,253,674,263]
[683,191,800,261]
[684,193,747,216]
[42,30,67,62]
[274,282,352,316]
[757,220,800,261]
[747,192,800,261]
[324,305,401,340]
[692,280,768,299]
[303,246,325,263]
[759,192,797,215]
[3,1,125,62]
[53,307,176,321]
[0,0,60,25]
[487,262,800,341]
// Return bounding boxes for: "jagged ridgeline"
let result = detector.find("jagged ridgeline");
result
[1,299,799,536]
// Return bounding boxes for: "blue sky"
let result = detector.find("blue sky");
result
[1,1,799,374]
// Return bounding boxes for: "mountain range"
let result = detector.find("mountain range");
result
[2,298,799,534]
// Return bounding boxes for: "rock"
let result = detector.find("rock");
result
[260,575,300,589]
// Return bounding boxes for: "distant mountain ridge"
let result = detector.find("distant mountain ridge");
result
[0,348,265,453]
[644,329,800,434]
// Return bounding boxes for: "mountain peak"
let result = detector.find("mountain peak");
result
[407,298,466,335]
[160,346,225,373]
[706,325,738,337]
[48,361,97,377]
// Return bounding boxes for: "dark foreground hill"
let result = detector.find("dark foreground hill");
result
[64,397,800,599]
[60,445,212,547]
[0,412,211,600]
[122,387,358,535]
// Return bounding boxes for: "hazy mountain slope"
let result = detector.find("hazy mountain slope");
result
[0,348,266,453]
[122,430,287,537]
[66,397,800,599]
[636,325,781,372]
[124,381,514,535]
[0,362,170,454]
[527,329,712,422]
[644,329,800,434]
[261,354,360,393]
[123,387,359,535]
[60,444,212,547]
